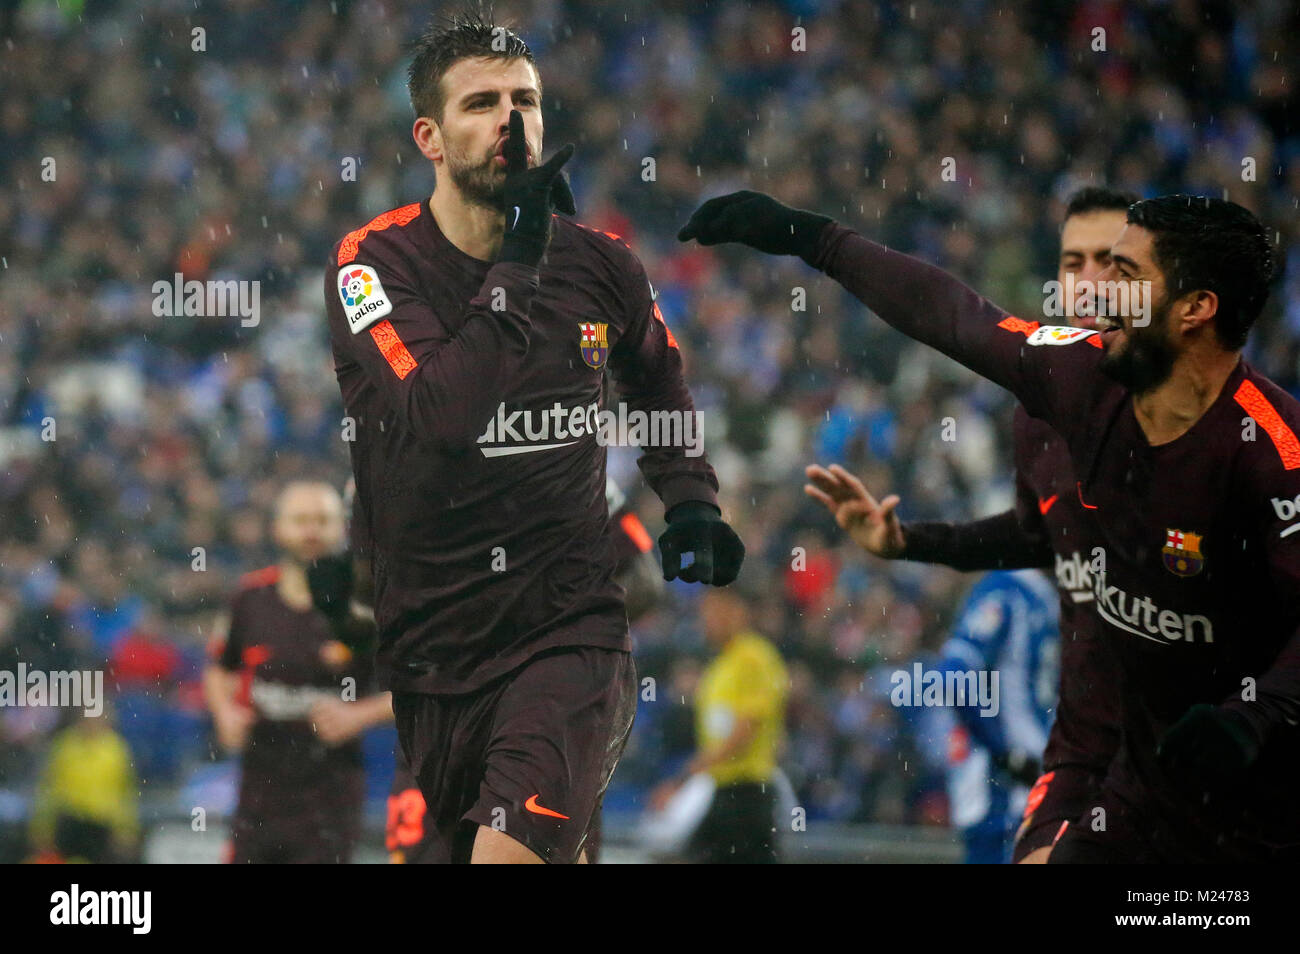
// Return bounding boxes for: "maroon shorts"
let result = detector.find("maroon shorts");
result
[393,645,636,864]
[1011,763,1101,862]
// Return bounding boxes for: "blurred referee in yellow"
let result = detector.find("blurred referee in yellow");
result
[652,587,788,863]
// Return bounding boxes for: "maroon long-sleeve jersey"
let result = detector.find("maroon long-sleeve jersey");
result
[903,407,1122,780]
[325,202,717,694]
[811,222,1300,856]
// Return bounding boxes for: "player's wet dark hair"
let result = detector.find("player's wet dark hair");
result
[1064,186,1139,221]
[407,6,537,124]
[1127,194,1275,350]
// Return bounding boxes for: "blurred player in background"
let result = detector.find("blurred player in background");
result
[325,12,741,864]
[386,477,661,863]
[803,188,1135,862]
[650,587,788,863]
[203,481,393,864]
[684,189,1298,862]
[936,571,1058,863]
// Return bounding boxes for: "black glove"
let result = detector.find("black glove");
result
[658,501,745,586]
[1157,704,1261,785]
[993,750,1042,788]
[307,552,354,622]
[677,190,832,264]
[498,109,576,267]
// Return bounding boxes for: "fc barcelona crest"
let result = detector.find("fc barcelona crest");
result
[579,321,609,369]
[1162,528,1205,577]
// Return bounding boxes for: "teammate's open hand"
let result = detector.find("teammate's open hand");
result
[658,501,745,586]
[804,463,905,558]
[498,109,575,267]
[677,190,831,261]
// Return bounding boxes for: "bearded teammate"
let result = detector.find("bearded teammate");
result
[325,14,742,864]
[803,188,1135,863]
[203,482,393,864]
[385,477,662,864]
[682,190,1298,862]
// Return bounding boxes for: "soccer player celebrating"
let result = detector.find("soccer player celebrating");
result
[681,190,1299,863]
[802,188,1135,863]
[324,14,741,864]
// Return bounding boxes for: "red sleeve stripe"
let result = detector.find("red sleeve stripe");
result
[1234,379,1300,470]
[651,301,679,350]
[337,203,423,266]
[619,512,654,553]
[370,320,418,380]
[572,221,629,247]
[997,315,1041,337]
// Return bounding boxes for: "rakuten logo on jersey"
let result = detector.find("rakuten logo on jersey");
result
[1054,550,1095,603]
[1271,494,1300,539]
[475,401,705,458]
[475,401,599,458]
[1092,571,1213,645]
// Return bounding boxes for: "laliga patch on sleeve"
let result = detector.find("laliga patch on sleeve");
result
[1026,325,1098,346]
[337,265,393,334]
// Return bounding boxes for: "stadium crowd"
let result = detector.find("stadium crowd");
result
[1,0,1297,858]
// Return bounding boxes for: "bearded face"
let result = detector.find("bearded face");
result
[1099,289,1179,394]
[442,128,507,210]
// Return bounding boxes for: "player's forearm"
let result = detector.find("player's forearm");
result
[410,264,540,446]
[360,262,540,449]
[615,381,719,514]
[807,224,1026,397]
[625,387,719,513]
[900,510,1054,571]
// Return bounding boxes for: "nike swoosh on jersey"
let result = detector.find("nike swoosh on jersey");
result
[1038,494,1058,515]
[524,794,569,819]
[511,206,521,230]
